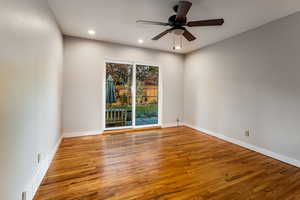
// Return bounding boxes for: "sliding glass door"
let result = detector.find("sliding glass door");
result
[135,65,159,126]
[105,62,133,128]
[105,62,159,129]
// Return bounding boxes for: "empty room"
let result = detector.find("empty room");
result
[1,0,300,199]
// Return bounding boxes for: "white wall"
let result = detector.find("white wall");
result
[63,36,184,134]
[0,0,63,199]
[184,12,300,161]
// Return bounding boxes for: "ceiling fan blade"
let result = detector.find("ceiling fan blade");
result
[183,29,196,41]
[176,1,192,21]
[152,28,173,40]
[136,20,169,26]
[187,19,224,27]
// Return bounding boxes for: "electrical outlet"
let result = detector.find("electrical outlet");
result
[176,118,180,126]
[22,191,27,200]
[37,153,42,164]
[245,130,250,137]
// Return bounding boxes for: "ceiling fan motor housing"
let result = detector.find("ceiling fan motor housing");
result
[168,15,187,27]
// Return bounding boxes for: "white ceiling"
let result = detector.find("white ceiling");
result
[48,0,300,54]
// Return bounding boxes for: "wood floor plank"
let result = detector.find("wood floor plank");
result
[34,126,300,200]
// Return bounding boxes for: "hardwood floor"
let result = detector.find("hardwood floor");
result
[34,126,300,200]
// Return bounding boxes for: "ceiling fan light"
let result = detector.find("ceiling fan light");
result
[173,34,183,51]
[172,29,185,35]
[88,29,96,35]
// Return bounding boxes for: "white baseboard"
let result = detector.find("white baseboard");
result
[63,129,103,138]
[183,123,300,168]
[26,136,62,200]
[162,122,183,128]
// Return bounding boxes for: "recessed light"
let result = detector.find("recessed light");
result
[175,46,181,50]
[88,29,96,35]
[138,39,144,44]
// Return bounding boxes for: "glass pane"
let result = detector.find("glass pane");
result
[105,63,133,128]
[136,65,159,126]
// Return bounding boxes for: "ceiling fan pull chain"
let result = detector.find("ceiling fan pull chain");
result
[180,35,183,48]
[173,33,175,50]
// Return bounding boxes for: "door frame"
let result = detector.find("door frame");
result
[103,59,162,131]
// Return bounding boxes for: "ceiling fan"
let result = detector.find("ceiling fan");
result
[136,1,224,42]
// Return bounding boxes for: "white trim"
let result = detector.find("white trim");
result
[63,129,103,138]
[158,65,163,127]
[25,136,62,200]
[135,124,160,128]
[105,126,132,131]
[102,60,107,131]
[104,59,134,65]
[183,123,300,168]
[132,63,137,127]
